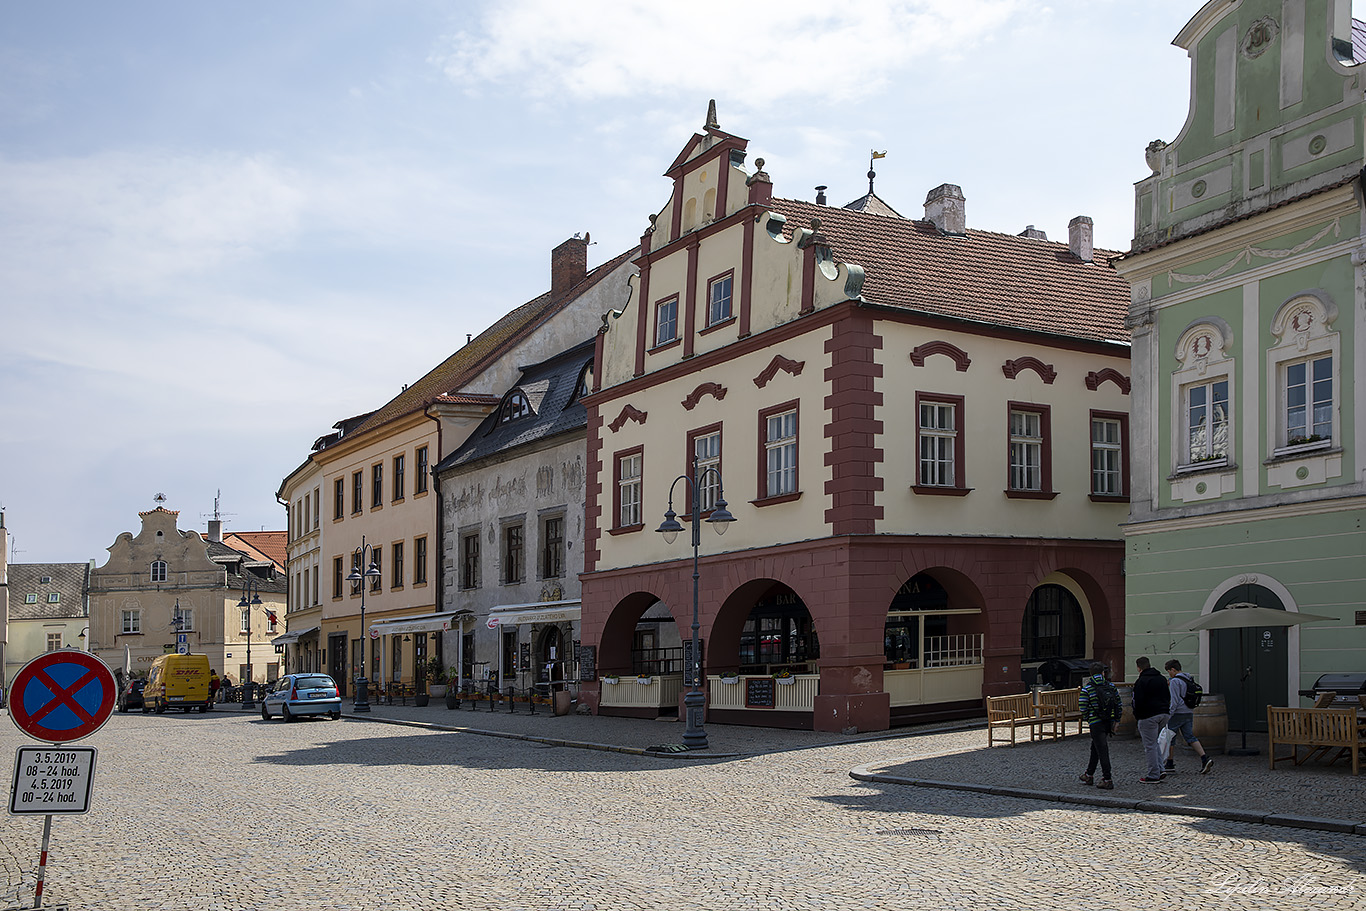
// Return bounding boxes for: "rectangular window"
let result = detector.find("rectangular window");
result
[333,556,343,599]
[503,525,524,584]
[351,552,363,595]
[24,594,36,604]
[1186,379,1229,463]
[392,541,404,588]
[177,608,195,631]
[413,536,428,585]
[371,464,383,509]
[461,533,480,590]
[334,478,344,520]
[1090,414,1128,498]
[122,610,141,634]
[916,395,964,490]
[313,487,320,528]
[1005,403,1052,497]
[1285,355,1332,445]
[47,633,63,652]
[370,545,382,592]
[616,450,643,529]
[542,515,564,579]
[393,454,405,501]
[762,406,798,498]
[1008,409,1042,491]
[707,273,733,325]
[150,561,167,583]
[655,295,678,346]
[240,608,250,634]
[352,471,363,514]
[691,428,721,511]
[47,592,60,603]
[415,446,429,494]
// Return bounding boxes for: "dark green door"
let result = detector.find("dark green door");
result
[1209,586,1289,733]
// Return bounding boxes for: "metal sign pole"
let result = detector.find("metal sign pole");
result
[32,809,52,909]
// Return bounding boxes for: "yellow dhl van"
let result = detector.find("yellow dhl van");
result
[144,654,212,714]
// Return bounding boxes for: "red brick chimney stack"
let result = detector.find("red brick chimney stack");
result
[551,234,590,301]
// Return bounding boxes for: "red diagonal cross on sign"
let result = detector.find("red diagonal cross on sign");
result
[31,667,97,726]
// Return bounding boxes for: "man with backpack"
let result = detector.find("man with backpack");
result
[1164,659,1214,774]
[1078,661,1123,790]
[1132,656,1170,783]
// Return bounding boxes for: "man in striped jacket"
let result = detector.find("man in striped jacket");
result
[1078,661,1122,790]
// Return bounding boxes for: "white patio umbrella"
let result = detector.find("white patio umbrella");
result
[1164,603,1339,753]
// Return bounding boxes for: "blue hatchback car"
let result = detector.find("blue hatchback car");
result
[261,673,342,722]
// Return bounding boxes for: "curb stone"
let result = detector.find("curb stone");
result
[849,764,1366,835]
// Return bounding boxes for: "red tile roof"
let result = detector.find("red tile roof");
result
[225,531,288,570]
[769,198,1130,345]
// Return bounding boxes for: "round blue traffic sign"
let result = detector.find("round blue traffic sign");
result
[8,651,117,743]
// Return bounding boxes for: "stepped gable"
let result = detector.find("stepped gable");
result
[769,197,1130,344]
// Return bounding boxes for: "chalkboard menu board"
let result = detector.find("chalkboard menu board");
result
[745,677,775,708]
[576,645,596,681]
[682,639,705,687]
[519,642,531,675]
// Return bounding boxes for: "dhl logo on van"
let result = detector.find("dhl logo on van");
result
[172,668,204,677]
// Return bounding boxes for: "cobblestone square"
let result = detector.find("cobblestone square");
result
[2,711,1363,911]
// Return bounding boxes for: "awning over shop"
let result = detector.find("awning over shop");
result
[368,610,470,637]
[270,626,320,646]
[488,599,581,627]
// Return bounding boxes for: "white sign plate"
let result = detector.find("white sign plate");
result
[9,747,97,815]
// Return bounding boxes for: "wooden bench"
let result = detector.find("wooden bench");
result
[1035,687,1084,737]
[1267,706,1360,775]
[986,693,1061,746]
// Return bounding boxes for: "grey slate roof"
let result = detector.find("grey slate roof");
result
[435,339,596,473]
[7,563,89,620]
[206,541,288,594]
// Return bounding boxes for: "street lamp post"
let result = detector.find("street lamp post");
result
[237,580,261,710]
[656,457,736,750]
[345,537,382,712]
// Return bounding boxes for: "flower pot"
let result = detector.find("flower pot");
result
[719,676,740,685]
[430,684,448,698]
[415,692,430,707]
[445,689,460,710]
[636,676,654,685]
[602,677,621,685]
[775,677,796,686]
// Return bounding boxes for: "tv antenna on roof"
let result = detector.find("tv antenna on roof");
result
[201,489,236,526]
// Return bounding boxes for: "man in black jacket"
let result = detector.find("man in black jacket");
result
[1132,656,1170,783]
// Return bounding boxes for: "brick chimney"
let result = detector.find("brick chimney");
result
[1068,216,1094,262]
[551,234,590,301]
[923,184,966,235]
[207,519,222,543]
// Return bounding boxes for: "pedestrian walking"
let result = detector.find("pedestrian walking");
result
[1078,661,1123,790]
[209,670,221,706]
[1132,656,1170,783]
[1164,659,1214,774]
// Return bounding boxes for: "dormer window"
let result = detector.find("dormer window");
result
[500,391,532,423]
[572,362,593,403]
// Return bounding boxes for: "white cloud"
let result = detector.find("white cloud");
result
[431,0,1031,106]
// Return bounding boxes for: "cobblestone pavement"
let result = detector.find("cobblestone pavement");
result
[1,707,1363,911]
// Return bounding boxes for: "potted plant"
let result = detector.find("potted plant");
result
[773,668,796,685]
[717,671,741,684]
[426,658,449,698]
[601,675,621,685]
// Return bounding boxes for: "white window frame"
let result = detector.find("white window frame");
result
[618,452,642,529]
[150,561,167,583]
[1266,295,1340,456]
[918,401,957,487]
[177,608,195,632]
[707,273,733,326]
[1184,378,1230,465]
[1008,409,1043,492]
[122,610,141,634]
[1170,321,1235,475]
[240,608,251,634]
[655,295,678,346]
[46,633,63,652]
[1091,417,1124,497]
[764,409,798,497]
[694,431,721,511]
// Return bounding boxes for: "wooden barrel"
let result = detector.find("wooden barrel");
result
[1112,683,1138,738]
[1193,693,1228,754]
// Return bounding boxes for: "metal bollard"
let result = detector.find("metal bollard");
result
[507,687,516,713]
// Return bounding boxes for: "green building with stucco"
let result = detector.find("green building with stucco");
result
[1116,0,1365,737]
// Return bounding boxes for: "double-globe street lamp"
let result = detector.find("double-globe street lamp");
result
[655,457,736,750]
[237,580,262,709]
[345,537,382,712]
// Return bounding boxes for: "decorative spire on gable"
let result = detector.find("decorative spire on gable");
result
[705,99,720,131]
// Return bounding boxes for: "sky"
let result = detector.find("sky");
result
[1,0,1208,565]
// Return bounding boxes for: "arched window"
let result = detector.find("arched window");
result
[571,361,593,403]
[885,574,950,666]
[1021,584,1085,661]
[150,561,167,583]
[500,391,531,423]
